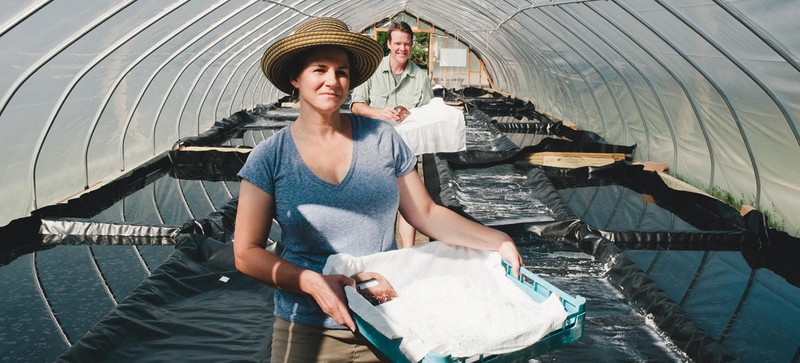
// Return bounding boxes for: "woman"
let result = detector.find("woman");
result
[234,17,523,362]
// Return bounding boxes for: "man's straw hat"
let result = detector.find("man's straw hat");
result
[261,17,383,95]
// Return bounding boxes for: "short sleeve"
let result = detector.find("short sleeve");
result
[350,80,370,106]
[419,79,433,107]
[237,139,276,196]
[392,128,417,177]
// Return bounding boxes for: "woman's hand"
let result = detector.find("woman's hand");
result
[303,272,357,331]
[497,240,524,277]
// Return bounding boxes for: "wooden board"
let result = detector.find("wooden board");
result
[523,152,625,168]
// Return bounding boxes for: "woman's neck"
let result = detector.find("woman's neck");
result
[292,109,347,139]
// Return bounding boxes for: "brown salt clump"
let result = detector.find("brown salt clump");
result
[352,272,398,305]
[394,105,411,122]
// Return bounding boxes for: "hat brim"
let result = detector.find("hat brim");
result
[261,30,384,95]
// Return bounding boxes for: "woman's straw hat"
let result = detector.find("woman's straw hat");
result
[261,17,383,95]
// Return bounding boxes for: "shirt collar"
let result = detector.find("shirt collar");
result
[379,56,416,78]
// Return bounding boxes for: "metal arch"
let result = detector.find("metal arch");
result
[601,185,626,230]
[710,1,800,146]
[496,0,582,120]
[677,250,709,307]
[69,1,191,186]
[221,179,234,200]
[121,196,127,223]
[114,2,228,171]
[528,9,629,145]
[152,177,165,225]
[256,74,270,105]
[529,42,585,124]
[254,76,269,106]
[133,245,152,275]
[587,3,714,185]
[120,1,257,155]
[575,4,678,168]
[484,26,580,121]
[227,59,262,115]
[492,0,606,31]
[617,0,760,203]
[206,38,271,124]
[150,4,279,151]
[32,252,71,346]
[560,6,676,164]
[719,268,757,343]
[0,0,53,37]
[515,11,609,136]
[244,61,265,109]
[174,10,298,139]
[543,6,651,157]
[174,177,195,221]
[3,2,135,210]
[0,0,134,128]
[87,246,118,306]
[713,0,800,74]
[660,0,796,181]
[198,180,216,213]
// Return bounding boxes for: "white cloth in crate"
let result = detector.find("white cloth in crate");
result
[392,98,466,155]
[323,241,568,361]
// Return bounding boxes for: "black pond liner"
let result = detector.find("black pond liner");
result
[422,102,799,362]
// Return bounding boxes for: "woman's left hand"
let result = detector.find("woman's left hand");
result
[498,240,524,277]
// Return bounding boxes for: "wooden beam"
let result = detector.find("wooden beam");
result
[523,151,625,168]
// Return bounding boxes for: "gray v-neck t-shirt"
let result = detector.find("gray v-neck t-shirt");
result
[238,114,416,328]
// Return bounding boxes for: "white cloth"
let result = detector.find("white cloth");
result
[323,242,568,361]
[392,98,466,155]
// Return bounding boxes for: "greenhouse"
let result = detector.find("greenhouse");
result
[0,1,798,362]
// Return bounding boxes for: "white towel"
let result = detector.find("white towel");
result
[393,98,466,155]
[323,242,568,360]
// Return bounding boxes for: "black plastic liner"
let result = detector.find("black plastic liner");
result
[439,109,635,169]
[436,110,521,167]
[536,161,747,232]
[58,233,275,363]
[428,156,739,361]
[175,109,256,148]
[435,86,544,121]
[425,108,799,362]
[515,137,635,156]
[169,148,250,182]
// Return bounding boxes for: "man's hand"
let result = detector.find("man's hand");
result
[393,105,410,122]
[376,107,401,123]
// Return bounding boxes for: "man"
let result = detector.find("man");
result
[350,21,433,123]
[350,21,434,248]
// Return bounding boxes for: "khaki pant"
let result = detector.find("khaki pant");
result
[270,317,387,363]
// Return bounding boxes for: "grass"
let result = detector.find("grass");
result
[667,172,790,233]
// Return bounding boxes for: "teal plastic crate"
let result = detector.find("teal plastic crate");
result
[352,260,586,363]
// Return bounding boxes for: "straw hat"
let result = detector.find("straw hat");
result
[261,17,383,95]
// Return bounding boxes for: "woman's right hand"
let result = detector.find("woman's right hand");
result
[302,272,357,331]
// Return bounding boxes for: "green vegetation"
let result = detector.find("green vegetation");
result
[668,171,789,232]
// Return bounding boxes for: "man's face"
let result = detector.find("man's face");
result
[387,30,412,67]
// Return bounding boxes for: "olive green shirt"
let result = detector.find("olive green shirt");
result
[350,56,433,110]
